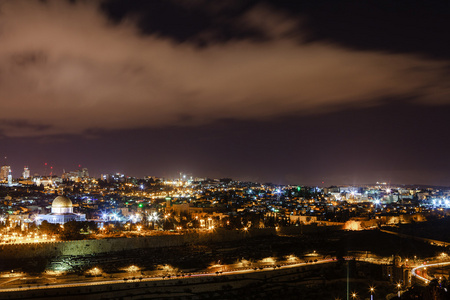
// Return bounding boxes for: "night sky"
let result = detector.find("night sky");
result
[1,0,450,186]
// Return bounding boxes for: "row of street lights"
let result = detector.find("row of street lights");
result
[337,283,402,300]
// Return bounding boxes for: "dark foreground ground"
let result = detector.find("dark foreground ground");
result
[0,226,447,299]
[0,260,395,300]
[0,227,445,274]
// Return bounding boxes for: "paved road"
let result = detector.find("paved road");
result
[411,261,450,285]
[0,259,337,293]
[380,229,448,247]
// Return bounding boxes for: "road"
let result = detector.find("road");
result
[0,258,337,293]
[380,229,448,247]
[411,261,450,285]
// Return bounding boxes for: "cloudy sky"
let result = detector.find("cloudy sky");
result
[1,0,449,185]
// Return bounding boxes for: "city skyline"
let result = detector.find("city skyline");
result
[2,2,450,298]
[0,0,449,186]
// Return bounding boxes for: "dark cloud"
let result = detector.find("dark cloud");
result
[101,0,262,44]
[0,0,449,138]
[11,51,47,67]
[102,0,450,59]
[0,119,51,131]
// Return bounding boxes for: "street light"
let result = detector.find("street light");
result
[351,291,358,299]
[369,286,375,300]
[397,282,401,298]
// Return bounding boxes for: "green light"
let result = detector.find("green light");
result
[297,186,301,191]
[165,197,172,200]
[126,202,129,205]
[139,203,143,208]
[54,265,71,272]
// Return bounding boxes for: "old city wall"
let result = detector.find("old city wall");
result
[277,224,343,235]
[0,228,276,259]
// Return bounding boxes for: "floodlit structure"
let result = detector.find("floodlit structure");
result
[0,165,10,181]
[36,195,86,225]
[22,167,30,179]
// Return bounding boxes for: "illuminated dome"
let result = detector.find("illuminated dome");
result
[51,196,73,214]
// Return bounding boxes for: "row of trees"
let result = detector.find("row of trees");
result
[39,220,98,240]
[31,210,301,240]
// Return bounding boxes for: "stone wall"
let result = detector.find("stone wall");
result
[0,228,275,259]
[277,224,343,235]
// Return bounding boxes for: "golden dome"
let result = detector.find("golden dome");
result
[52,196,73,208]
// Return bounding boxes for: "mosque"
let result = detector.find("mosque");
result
[36,195,86,225]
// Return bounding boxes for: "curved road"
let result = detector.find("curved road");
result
[411,261,450,285]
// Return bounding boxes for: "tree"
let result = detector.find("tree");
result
[60,221,83,240]
[80,221,98,234]
[39,220,60,235]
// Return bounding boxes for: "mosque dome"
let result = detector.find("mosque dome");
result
[51,196,73,214]
[52,196,72,208]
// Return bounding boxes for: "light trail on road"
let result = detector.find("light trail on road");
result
[411,261,450,285]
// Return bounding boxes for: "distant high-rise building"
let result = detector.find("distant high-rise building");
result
[22,167,30,179]
[7,169,12,186]
[62,167,90,182]
[0,165,11,181]
[80,168,89,178]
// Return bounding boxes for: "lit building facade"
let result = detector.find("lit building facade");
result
[22,167,30,179]
[7,169,12,186]
[0,165,11,181]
